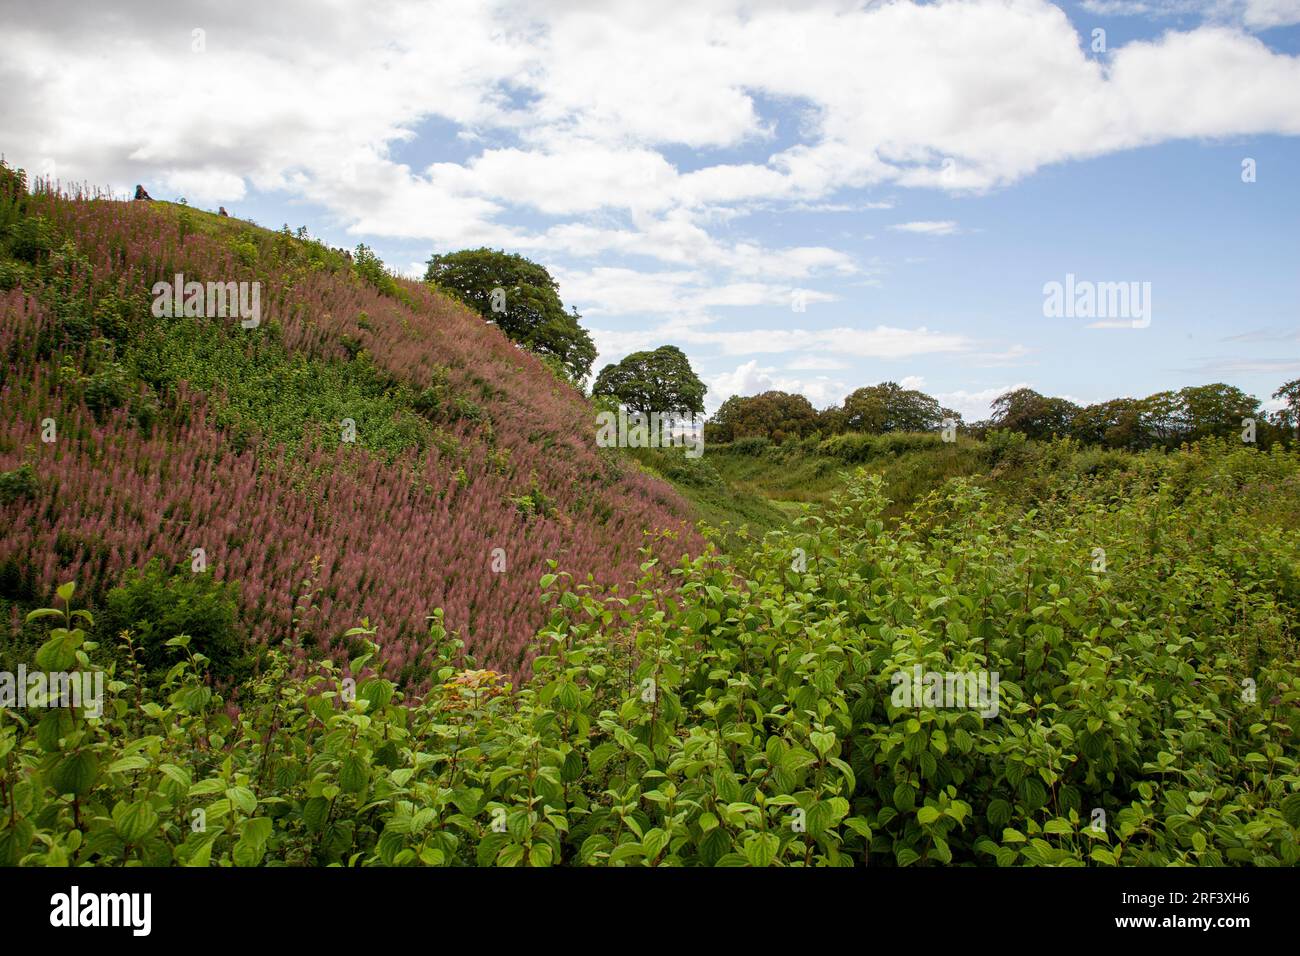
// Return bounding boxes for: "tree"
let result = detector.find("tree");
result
[1133,390,1186,448]
[1272,379,1300,437]
[591,345,706,416]
[1177,383,1259,442]
[817,404,849,435]
[424,248,596,384]
[706,391,819,443]
[842,381,946,434]
[990,388,1079,440]
[1071,398,1144,449]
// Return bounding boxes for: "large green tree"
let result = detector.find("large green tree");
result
[424,248,596,384]
[707,390,819,443]
[1071,397,1145,449]
[842,381,950,434]
[1177,383,1260,442]
[591,345,706,416]
[990,388,1079,440]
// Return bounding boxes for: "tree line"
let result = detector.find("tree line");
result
[707,380,1300,449]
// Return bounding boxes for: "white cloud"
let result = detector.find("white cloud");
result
[707,360,848,412]
[934,383,1034,420]
[786,355,851,371]
[890,220,960,235]
[971,344,1034,366]
[4,0,1298,262]
[1243,0,1300,28]
[554,266,837,318]
[681,324,973,359]
[161,167,248,205]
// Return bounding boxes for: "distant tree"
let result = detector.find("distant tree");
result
[1272,379,1300,437]
[1176,383,1259,442]
[837,382,951,434]
[817,404,849,435]
[706,391,818,443]
[1072,398,1144,449]
[424,248,596,383]
[591,345,706,416]
[841,382,947,434]
[990,388,1079,440]
[1133,390,1186,447]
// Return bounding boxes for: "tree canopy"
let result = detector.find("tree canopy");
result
[840,381,956,434]
[424,248,596,384]
[988,388,1080,441]
[591,345,706,416]
[707,391,819,443]
[987,383,1272,448]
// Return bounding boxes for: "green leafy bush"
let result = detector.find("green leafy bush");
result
[99,561,249,684]
[0,464,39,505]
[731,436,770,456]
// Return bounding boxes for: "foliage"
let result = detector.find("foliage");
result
[0,180,700,683]
[3,440,1297,866]
[423,248,595,384]
[840,381,957,434]
[100,560,249,684]
[0,463,39,505]
[989,388,1080,441]
[706,391,819,444]
[591,345,707,416]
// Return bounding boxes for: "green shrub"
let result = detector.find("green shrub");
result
[100,561,249,684]
[731,435,770,456]
[0,463,39,504]
[5,214,55,263]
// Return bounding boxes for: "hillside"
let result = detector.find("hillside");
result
[0,165,701,685]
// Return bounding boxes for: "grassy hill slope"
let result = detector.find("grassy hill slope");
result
[0,166,701,684]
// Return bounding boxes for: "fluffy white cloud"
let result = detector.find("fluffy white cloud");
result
[553,266,838,318]
[1243,0,1300,28]
[4,0,1298,260]
[707,360,848,411]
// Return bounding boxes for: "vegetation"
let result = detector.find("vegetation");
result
[591,345,707,416]
[1,161,1297,868]
[423,248,596,385]
[703,380,1293,452]
[0,162,698,685]
[707,391,820,444]
[3,439,1297,866]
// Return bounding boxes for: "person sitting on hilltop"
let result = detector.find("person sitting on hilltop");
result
[133,184,151,201]
[219,206,228,216]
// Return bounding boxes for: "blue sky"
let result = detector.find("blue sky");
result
[3,0,1298,418]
